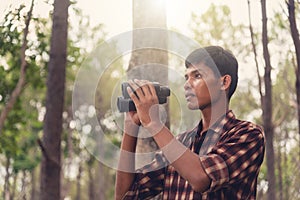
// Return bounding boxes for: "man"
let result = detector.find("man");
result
[115,46,265,199]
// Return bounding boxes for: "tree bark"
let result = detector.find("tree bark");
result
[95,161,106,200]
[61,111,74,199]
[277,141,283,200]
[75,164,82,200]
[129,0,169,169]
[30,169,37,200]
[21,170,27,200]
[88,161,95,200]
[0,0,34,135]
[4,157,11,200]
[10,173,17,200]
[261,0,276,199]
[247,0,263,99]
[39,0,69,199]
[283,130,289,200]
[287,0,300,157]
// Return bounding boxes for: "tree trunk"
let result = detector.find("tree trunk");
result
[21,170,27,200]
[62,115,74,199]
[261,0,276,199]
[129,0,169,169]
[75,164,82,200]
[94,109,106,200]
[30,169,37,200]
[39,0,69,199]
[10,173,17,200]
[287,0,300,157]
[283,130,289,200]
[277,141,283,200]
[0,0,34,135]
[88,162,95,200]
[4,157,11,200]
[95,161,106,200]
[247,0,263,98]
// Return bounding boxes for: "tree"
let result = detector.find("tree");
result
[190,4,249,55]
[0,1,113,199]
[39,0,69,199]
[287,0,300,155]
[128,0,168,169]
[0,0,34,135]
[261,0,276,199]
[0,3,47,199]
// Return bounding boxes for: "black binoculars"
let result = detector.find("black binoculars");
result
[117,82,170,112]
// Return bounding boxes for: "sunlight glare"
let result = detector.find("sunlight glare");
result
[165,0,211,36]
[166,0,189,27]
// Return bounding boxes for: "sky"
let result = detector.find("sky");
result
[0,0,285,38]
[0,0,286,87]
[75,0,284,37]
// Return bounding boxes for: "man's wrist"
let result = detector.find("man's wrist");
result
[144,121,165,136]
[124,120,140,137]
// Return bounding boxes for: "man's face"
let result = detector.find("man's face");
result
[184,63,222,110]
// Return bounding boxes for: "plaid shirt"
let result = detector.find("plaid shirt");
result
[122,111,265,200]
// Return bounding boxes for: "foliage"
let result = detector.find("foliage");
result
[0,1,299,199]
[0,2,117,199]
[0,4,46,172]
[190,4,250,56]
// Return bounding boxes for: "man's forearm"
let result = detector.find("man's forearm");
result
[146,122,211,192]
[115,123,139,200]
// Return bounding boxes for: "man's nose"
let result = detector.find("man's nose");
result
[184,79,191,90]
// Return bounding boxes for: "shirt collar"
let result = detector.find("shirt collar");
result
[181,110,236,148]
[197,110,236,135]
[196,110,236,155]
[209,110,235,134]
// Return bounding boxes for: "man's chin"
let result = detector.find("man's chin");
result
[187,104,199,110]
[187,101,211,111]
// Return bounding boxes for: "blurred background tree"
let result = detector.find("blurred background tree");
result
[0,0,299,199]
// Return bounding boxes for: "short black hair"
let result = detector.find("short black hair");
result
[185,46,238,100]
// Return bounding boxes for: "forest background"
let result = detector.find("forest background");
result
[0,0,299,199]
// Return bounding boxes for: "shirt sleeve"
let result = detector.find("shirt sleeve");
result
[122,151,167,200]
[199,124,265,192]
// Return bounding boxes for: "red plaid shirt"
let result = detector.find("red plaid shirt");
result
[122,111,265,200]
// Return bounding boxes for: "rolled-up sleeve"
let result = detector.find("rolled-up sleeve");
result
[200,154,229,191]
[199,126,265,192]
[122,152,167,200]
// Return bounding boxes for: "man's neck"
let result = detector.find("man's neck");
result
[200,101,229,132]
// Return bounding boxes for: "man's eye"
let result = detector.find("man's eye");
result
[195,74,202,78]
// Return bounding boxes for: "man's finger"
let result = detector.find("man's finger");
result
[139,80,152,96]
[127,86,139,103]
[148,82,157,97]
[128,80,144,97]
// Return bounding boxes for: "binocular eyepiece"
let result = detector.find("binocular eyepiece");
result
[117,82,170,112]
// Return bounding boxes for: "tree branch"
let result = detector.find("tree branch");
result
[287,0,300,157]
[247,0,263,102]
[0,0,35,135]
[37,139,60,167]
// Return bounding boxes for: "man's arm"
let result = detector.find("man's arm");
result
[115,114,139,200]
[127,80,211,192]
[146,122,211,192]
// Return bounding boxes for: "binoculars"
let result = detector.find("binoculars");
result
[117,82,170,112]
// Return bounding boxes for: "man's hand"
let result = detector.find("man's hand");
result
[123,111,140,137]
[125,111,141,126]
[127,79,161,127]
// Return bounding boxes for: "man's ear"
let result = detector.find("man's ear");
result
[221,75,231,91]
